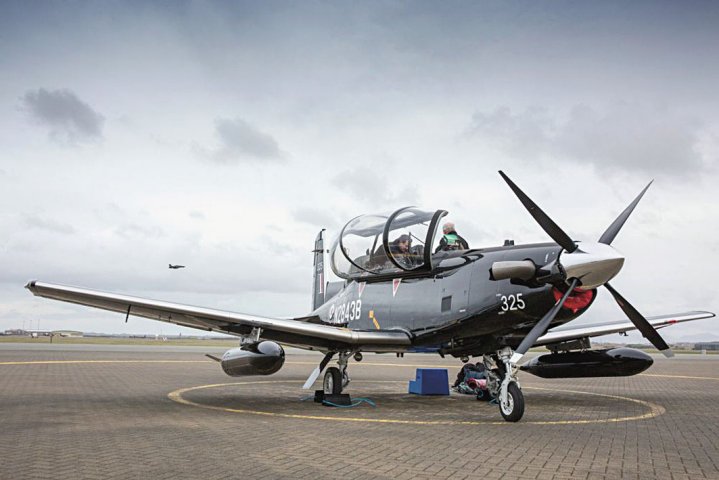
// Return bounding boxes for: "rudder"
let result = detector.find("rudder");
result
[312,229,326,311]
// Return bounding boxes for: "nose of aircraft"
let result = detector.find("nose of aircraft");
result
[560,242,625,289]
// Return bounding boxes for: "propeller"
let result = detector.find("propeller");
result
[598,181,653,245]
[605,282,673,357]
[498,171,577,253]
[499,171,673,358]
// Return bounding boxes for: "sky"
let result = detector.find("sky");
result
[0,1,717,343]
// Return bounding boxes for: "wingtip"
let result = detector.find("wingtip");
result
[661,348,674,358]
[25,280,37,290]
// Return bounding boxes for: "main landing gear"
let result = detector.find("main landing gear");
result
[312,348,525,422]
[485,347,525,422]
[323,351,352,395]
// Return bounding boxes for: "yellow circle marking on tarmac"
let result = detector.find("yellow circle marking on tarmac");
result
[5,360,708,423]
[167,380,666,426]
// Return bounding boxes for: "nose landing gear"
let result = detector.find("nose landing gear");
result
[486,347,525,422]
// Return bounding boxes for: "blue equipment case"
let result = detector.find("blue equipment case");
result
[408,368,450,395]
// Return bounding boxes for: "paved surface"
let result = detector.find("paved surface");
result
[1,345,718,480]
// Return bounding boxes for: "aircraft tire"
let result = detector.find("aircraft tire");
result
[499,382,524,422]
[323,367,343,395]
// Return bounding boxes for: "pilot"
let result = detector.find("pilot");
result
[389,234,411,255]
[389,234,417,267]
[435,222,469,252]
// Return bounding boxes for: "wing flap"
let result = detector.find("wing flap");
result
[25,281,411,349]
[535,311,715,346]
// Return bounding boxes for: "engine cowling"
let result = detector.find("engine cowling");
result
[220,341,285,377]
[519,347,653,379]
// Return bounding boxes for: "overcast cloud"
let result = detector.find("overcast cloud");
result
[468,103,714,176]
[0,1,717,342]
[293,207,338,228]
[21,88,104,143]
[22,215,76,235]
[194,118,285,164]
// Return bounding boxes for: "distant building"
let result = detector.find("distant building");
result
[694,342,719,351]
[3,329,28,336]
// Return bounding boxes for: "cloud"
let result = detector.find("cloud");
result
[189,210,205,220]
[467,104,712,176]
[22,215,75,235]
[331,166,419,207]
[195,118,285,164]
[292,207,337,228]
[22,88,105,143]
[115,224,165,239]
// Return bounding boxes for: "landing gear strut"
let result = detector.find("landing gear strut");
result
[323,351,351,394]
[485,347,525,422]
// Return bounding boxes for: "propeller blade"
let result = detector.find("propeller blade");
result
[598,181,653,245]
[605,282,673,357]
[302,352,335,389]
[511,278,579,363]
[499,171,577,253]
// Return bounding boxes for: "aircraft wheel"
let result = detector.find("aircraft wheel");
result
[323,367,343,394]
[499,382,524,422]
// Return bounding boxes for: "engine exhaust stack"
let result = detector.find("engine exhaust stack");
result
[490,260,536,281]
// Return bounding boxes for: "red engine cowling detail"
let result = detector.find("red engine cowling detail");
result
[552,287,595,313]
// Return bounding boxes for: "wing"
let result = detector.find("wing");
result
[533,311,715,347]
[25,281,411,352]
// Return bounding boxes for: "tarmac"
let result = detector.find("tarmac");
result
[1,344,718,480]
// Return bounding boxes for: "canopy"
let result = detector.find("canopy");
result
[329,207,448,279]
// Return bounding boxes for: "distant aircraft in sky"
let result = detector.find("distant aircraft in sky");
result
[168,264,185,269]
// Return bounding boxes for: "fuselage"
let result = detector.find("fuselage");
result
[310,242,596,356]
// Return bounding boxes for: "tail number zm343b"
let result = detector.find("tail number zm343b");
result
[328,300,362,324]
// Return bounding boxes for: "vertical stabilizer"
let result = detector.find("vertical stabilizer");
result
[312,229,326,311]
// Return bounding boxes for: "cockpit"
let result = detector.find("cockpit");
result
[330,207,458,280]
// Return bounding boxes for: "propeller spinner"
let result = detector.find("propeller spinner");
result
[498,171,673,360]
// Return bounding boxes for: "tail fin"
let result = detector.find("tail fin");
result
[312,229,326,311]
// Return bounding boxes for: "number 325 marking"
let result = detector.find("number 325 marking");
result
[500,293,525,312]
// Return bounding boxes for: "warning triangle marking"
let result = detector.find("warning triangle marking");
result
[392,278,402,297]
[358,282,366,299]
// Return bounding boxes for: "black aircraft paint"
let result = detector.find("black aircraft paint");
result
[311,242,594,358]
[519,348,654,378]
